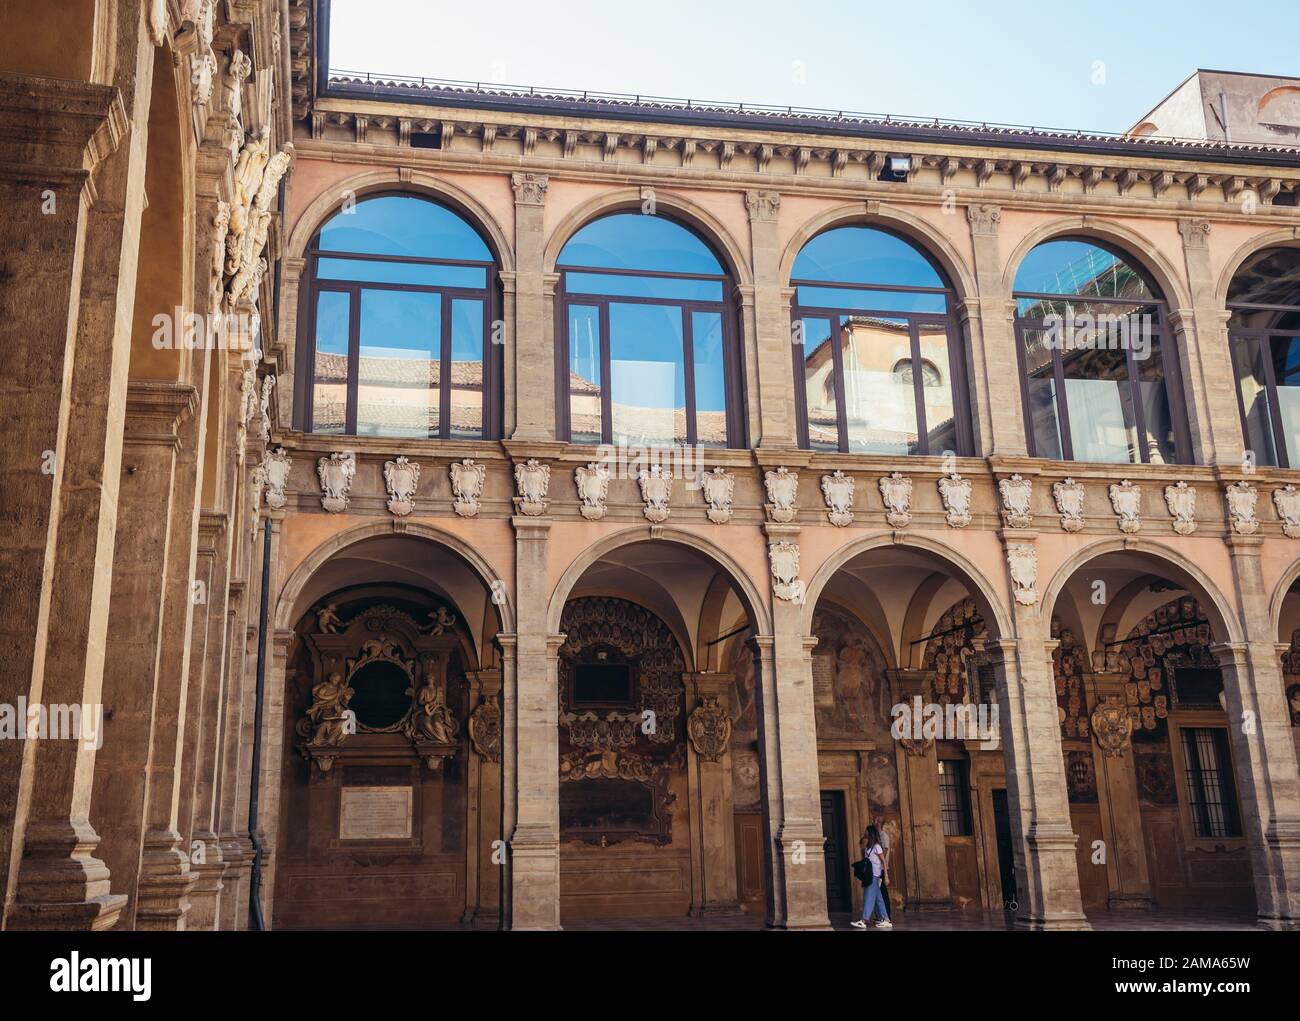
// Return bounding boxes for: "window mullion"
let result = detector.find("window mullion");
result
[683,306,697,447]
[909,320,929,455]
[345,285,360,436]
[599,301,613,445]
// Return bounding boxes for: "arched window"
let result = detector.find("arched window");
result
[556,213,742,447]
[791,226,970,455]
[297,194,499,439]
[1013,238,1190,464]
[1227,246,1300,469]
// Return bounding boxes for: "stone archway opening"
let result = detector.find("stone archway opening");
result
[1276,575,1300,771]
[272,533,506,930]
[552,539,768,925]
[1048,549,1256,917]
[808,544,1013,922]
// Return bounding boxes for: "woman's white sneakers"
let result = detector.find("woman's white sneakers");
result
[874,919,893,929]
[850,918,894,929]
[850,919,869,929]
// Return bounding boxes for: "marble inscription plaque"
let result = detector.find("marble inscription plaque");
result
[339,786,413,840]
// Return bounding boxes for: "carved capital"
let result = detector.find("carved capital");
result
[511,172,548,206]
[966,203,1001,236]
[744,190,780,222]
[1177,218,1211,250]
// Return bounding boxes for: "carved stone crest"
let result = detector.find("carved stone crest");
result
[764,466,799,523]
[383,456,420,517]
[468,695,502,762]
[450,459,485,517]
[1109,480,1142,534]
[191,50,218,107]
[821,470,855,527]
[701,467,735,524]
[687,696,732,762]
[1091,696,1132,758]
[768,541,802,602]
[261,446,291,510]
[1163,480,1197,535]
[575,462,611,520]
[1006,543,1038,606]
[513,459,550,516]
[937,472,971,528]
[638,465,673,523]
[1273,484,1300,538]
[1052,477,1085,532]
[878,472,912,528]
[998,474,1033,528]
[317,451,356,513]
[1226,480,1259,534]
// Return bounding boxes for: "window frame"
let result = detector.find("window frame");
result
[1227,310,1300,469]
[789,227,973,457]
[294,193,503,440]
[1012,237,1193,465]
[937,755,973,837]
[1171,721,1244,842]
[553,216,745,448]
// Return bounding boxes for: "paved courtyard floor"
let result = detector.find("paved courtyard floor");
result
[563,906,1261,931]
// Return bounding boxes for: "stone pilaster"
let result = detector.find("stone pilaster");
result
[509,173,553,440]
[964,204,1026,455]
[745,190,797,449]
[1219,533,1300,928]
[1174,219,1246,466]
[684,671,741,916]
[987,624,1089,929]
[464,667,503,926]
[506,511,562,929]
[216,580,249,930]
[0,72,128,929]
[887,669,952,908]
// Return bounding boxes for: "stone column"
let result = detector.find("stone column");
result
[496,635,517,930]
[757,523,830,928]
[252,624,292,929]
[507,511,562,929]
[745,190,797,450]
[89,380,196,929]
[964,204,1027,455]
[1219,532,1300,928]
[1174,219,1247,467]
[888,669,952,908]
[1086,674,1153,909]
[509,173,552,440]
[465,667,503,926]
[216,581,250,930]
[185,511,232,929]
[987,622,1088,929]
[684,672,740,916]
[0,73,128,929]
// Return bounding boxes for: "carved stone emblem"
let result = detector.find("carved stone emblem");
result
[317,451,356,513]
[1091,696,1133,758]
[1163,480,1197,536]
[878,472,912,528]
[468,695,502,762]
[768,541,802,602]
[383,456,420,517]
[701,467,735,524]
[261,446,291,510]
[1226,480,1259,534]
[191,50,218,107]
[450,459,486,517]
[821,471,855,527]
[1109,480,1142,534]
[638,465,673,523]
[937,472,971,528]
[1052,477,1085,532]
[513,459,550,516]
[1273,484,1300,538]
[764,466,799,523]
[998,473,1033,528]
[225,49,252,121]
[687,696,732,762]
[223,130,293,311]
[575,462,611,520]
[1006,543,1038,606]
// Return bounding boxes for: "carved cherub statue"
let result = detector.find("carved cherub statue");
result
[419,606,456,635]
[306,672,353,746]
[316,603,343,634]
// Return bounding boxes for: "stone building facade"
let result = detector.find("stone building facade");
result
[3,1,1300,932]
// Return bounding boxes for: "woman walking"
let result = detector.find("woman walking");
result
[851,825,893,929]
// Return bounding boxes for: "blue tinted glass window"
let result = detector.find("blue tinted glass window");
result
[564,271,722,302]
[317,257,485,289]
[1014,240,1156,301]
[792,227,945,289]
[317,195,492,261]
[559,213,723,275]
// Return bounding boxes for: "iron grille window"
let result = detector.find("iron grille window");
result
[938,758,972,836]
[1179,727,1242,839]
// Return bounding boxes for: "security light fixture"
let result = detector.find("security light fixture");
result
[879,154,913,181]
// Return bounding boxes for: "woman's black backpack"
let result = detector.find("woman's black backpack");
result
[851,858,871,884]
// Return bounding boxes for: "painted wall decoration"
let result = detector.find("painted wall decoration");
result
[1054,626,1090,740]
[1135,744,1178,805]
[1118,596,1215,740]
[921,598,991,708]
[810,606,892,743]
[1065,750,1099,803]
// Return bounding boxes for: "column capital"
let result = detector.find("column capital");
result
[510,172,548,206]
[0,73,127,183]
